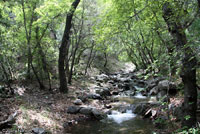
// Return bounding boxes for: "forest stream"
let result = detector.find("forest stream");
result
[67,71,158,134]
[68,96,155,134]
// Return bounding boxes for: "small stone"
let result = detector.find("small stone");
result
[78,95,88,102]
[67,106,80,114]
[87,93,103,100]
[112,91,119,95]
[73,99,82,105]
[32,127,46,134]
[105,104,112,109]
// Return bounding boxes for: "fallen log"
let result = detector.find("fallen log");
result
[0,111,17,130]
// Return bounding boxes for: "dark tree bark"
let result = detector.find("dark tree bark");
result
[58,0,80,93]
[103,52,108,68]
[85,42,95,75]
[163,2,197,128]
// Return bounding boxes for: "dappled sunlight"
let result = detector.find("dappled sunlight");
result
[124,63,136,73]
[17,107,62,132]
[14,86,26,96]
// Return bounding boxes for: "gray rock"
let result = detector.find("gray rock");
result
[78,95,88,102]
[67,106,81,114]
[112,91,119,95]
[147,77,165,85]
[96,74,109,82]
[79,107,93,115]
[149,86,158,95]
[32,128,46,134]
[147,83,156,91]
[122,90,135,96]
[136,80,147,87]
[91,108,107,120]
[87,93,103,100]
[96,88,111,97]
[73,99,82,105]
[132,103,160,115]
[158,80,177,96]
[132,104,149,115]
[108,80,114,84]
[158,80,170,90]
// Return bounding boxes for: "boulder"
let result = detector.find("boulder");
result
[78,95,88,103]
[136,80,147,88]
[91,108,107,120]
[158,80,171,89]
[108,80,114,84]
[96,88,111,97]
[156,92,169,102]
[132,104,149,115]
[118,83,131,91]
[96,74,109,82]
[32,128,46,134]
[67,106,81,114]
[149,86,158,96]
[87,93,103,100]
[79,107,93,115]
[112,91,119,95]
[158,80,177,95]
[147,83,157,91]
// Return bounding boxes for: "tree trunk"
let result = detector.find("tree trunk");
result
[163,2,197,128]
[58,0,80,93]
[104,52,107,68]
[68,3,85,84]
[85,43,95,75]
[68,43,79,84]
[35,26,51,90]
[21,0,35,80]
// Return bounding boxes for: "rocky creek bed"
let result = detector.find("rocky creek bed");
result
[64,70,183,134]
[0,70,187,134]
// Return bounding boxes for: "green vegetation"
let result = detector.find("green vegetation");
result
[0,0,199,133]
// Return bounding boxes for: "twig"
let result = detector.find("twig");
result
[0,111,18,130]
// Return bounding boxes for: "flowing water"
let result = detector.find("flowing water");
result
[68,116,154,134]
[68,94,156,134]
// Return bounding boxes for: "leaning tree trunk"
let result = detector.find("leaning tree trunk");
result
[58,0,80,93]
[163,2,197,128]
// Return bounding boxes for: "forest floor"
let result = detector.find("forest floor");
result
[0,82,88,134]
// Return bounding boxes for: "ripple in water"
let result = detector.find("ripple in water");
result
[108,110,136,124]
[134,93,147,99]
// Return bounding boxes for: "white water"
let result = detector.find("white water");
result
[134,93,147,99]
[108,110,136,124]
[134,86,145,91]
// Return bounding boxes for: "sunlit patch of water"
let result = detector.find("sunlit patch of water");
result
[108,110,136,124]
[134,93,147,99]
